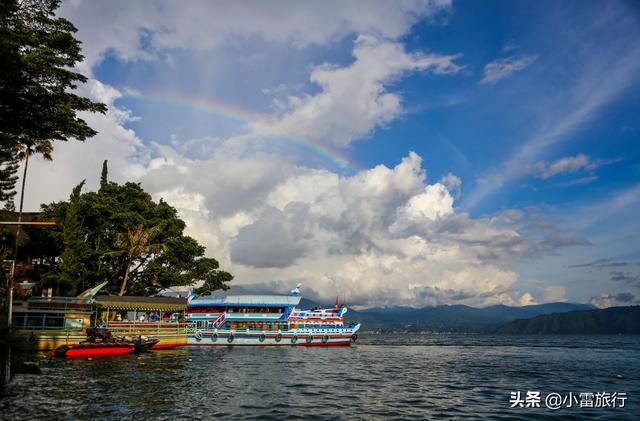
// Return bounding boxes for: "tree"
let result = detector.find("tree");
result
[0,0,107,151]
[54,180,91,295]
[0,0,107,225]
[0,147,18,210]
[100,160,108,190]
[196,263,234,296]
[108,225,167,296]
[10,140,53,277]
[30,162,233,296]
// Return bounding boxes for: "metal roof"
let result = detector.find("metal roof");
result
[189,294,301,307]
[95,295,187,311]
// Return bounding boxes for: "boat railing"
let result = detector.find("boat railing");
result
[105,321,195,336]
[212,312,226,329]
[12,325,87,332]
[19,296,94,312]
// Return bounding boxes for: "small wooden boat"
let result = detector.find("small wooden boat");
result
[50,338,159,358]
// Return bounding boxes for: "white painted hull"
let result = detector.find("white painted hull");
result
[187,328,359,346]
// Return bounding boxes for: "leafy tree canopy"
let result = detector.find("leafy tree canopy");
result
[29,161,233,296]
[0,0,106,208]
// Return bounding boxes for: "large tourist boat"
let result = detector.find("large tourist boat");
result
[185,286,360,346]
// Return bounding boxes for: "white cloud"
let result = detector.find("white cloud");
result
[542,286,567,302]
[19,80,594,308]
[553,175,598,188]
[275,36,462,148]
[439,172,462,197]
[480,54,536,85]
[532,154,620,183]
[502,40,519,53]
[466,27,640,210]
[519,292,537,306]
[135,145,590,308]
[60,0,453,72]
[590,292,637,308]
[17,79,147,209]
[533,154,592,179]
[17,2,619,308]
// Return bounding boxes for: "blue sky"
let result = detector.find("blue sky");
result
[24,0,640,307]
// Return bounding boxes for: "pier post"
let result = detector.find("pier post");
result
[1,269,11,385]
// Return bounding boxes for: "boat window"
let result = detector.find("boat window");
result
[11,313,26,327]
[44,315,64,328]
[26,315,44,327]
[64,318,84,330]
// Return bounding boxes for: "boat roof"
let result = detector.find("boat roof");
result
[189,294,301,307]
[95,295,187,312]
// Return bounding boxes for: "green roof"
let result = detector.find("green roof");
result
[95,295,187,311]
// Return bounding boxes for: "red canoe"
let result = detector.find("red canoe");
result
[50,339,160,358]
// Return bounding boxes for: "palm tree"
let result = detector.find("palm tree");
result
[12,141,53,278]
[108,225,167,296]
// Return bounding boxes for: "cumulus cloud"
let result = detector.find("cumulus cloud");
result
[18,79,147,209]
[134,146,591,307]
[16,2,604,308]
[519,292,537,306]
[590,292,637,308]
[60,0,453,71]
[439,172,462,198]
[21,79,594,308]
[231,204,313,268]
[542,286,567,302]
[480,54,537,85]
[275,36,462,148]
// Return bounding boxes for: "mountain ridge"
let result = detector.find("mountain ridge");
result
[496,306,640,334]
[299,299,594,332]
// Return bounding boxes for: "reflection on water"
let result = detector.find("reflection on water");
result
[2,334,639,420]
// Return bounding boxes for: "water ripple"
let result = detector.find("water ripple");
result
[1,334,638,420]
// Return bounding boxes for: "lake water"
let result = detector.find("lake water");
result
[1,334,639,420]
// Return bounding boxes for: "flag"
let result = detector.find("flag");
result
[187,289,197,303]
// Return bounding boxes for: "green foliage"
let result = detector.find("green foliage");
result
[0,0,106,206]
[100,160,108,190]
[0,147,19,210]
[495,306,640,334]
[54,180,90,296]
[29,162,233,296]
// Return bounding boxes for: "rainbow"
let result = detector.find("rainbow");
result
[120,90,357,172]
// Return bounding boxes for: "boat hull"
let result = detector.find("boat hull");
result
[14,330,188,350]
[64,345,135,357]
[14,331,88,351]
[187,331,357,346]
[50,339,160,358]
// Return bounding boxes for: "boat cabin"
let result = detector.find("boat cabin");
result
[11,297,94,332]
[186,294,301,329]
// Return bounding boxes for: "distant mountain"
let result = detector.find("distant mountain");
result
[495,306,640,334]
[191,288,603,333]
[298,298,323,309]
[344,302,594,332]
